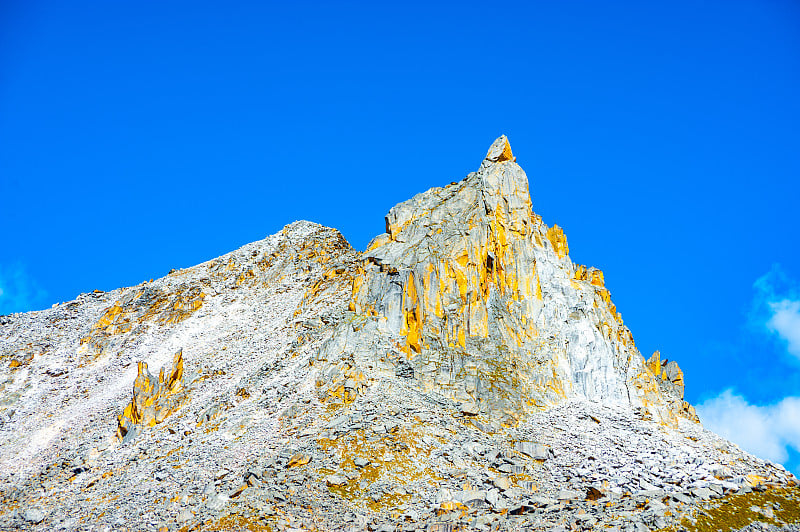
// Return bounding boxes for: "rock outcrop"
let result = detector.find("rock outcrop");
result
[116,349,188,442]
[319,135,691,427]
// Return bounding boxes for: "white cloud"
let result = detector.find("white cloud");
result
[697,390,800,468]
[753,265,800,362]
[705,266,800,475]
[767,299,800,359]
[0,263,48,314]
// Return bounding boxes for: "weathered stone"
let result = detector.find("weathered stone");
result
[485,135,515,163]
[493,476,511,491]
[457,489,486,506]
[326,474,348,487]
[586,486,603,501]
[460,403,479,416]
[116,349,187,440]
[515,441,551,460]
[205,492,229,511]
[528,495,558,507]
[486,488,501,508]
[286,453,311,468]
[556,489,582,501]
[691,487,714,500]
[23,508,44,524]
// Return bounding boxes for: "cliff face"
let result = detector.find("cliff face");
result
[319,136,694,427]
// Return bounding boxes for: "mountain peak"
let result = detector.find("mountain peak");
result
[344,138,694,428]
[0,138,795,531]
[485,134,515,163]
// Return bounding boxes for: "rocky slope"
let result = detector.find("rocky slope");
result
[0,137,797,532]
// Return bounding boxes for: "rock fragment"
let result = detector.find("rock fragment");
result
[326,474,348,487]
[514,441,551,460]
[23,508,44,524]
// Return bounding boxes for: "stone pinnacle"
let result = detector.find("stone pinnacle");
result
[485,134,514,163]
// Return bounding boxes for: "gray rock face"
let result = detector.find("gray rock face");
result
[317,135,691,427]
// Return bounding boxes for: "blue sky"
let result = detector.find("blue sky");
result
[2,1,799,472]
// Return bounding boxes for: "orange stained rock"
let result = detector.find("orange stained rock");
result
[454,267,470,303]
[333,137,694,425]
[545,225,569,259]
[616,327,635,349]
[287,453,311,467]
[94,302,123,330]
[535,273,543,301]
[670,366,685,387]
[192,515,274,532]
[647,351,662,377]
[161,349,184,395]
[401,272,423,355]
[366,233,392,251]
[596,287,618,318]
[746,473,767,487]
[424,263,445,319]
[485,135,514,163]
[116,349,187,440]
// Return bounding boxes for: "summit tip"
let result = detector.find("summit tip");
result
[485,135,514,163]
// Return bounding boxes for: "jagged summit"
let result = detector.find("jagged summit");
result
[320,135,694,428]
[0,137,795,531]
[484,134,515,163]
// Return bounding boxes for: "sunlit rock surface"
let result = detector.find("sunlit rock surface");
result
[116,349,188,442]
[0,138,795,531]
[322,135,690,427]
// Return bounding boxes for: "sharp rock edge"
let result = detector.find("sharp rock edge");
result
[0,137,796,531]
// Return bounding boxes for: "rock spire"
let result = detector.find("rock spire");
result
[319,136,695,426]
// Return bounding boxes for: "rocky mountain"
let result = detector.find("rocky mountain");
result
[0,137,797,531]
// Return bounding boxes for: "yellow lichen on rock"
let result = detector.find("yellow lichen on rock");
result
[315,360,370,407]
[81,285,205,365]
[485,134,514,163]
[546,225,569,259]
[287,453,311,467]
[401,272,423,356]
[589,269,605,287]
[647,350,662,376]
[645,350,696,422]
